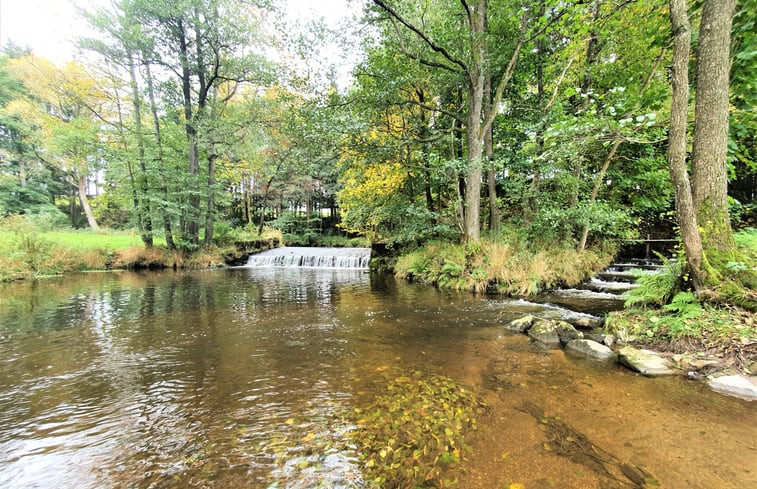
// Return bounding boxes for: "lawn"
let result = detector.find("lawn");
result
[39,230,166,250]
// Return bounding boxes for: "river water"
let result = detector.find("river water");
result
[0,268,754,488]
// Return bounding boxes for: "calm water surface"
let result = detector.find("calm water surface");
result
[0,268,754,488]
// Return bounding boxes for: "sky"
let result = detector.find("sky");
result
[0,0,360,69]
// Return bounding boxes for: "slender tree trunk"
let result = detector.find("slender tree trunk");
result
[577,50,664,250]
[204,151,217,247]
[128,52,153,247]
[77,174,99,231]
[485,69,499,232]
[668,0,704,287]
[691,0,736,253]
[178,21,200,246]
[144,62,176,250]
[18,158,26,187]
[417,88,435,214]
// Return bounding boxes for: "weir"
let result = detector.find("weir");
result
[244,247,371,269]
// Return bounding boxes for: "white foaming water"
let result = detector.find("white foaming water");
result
[244,247,371,269]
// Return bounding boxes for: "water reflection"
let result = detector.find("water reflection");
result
[0,270,754,489]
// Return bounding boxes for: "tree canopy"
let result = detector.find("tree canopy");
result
[0,0,753,278]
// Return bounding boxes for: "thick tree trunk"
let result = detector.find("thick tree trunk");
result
[691,0,736,253]
[668,0,705,287]
[463,0,487,242]
[77,175,99,231]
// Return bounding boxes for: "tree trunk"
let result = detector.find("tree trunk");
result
[203,151,217,247]
[463,0,487,242]
[144,61,175,250]
[691,0,736,253]
[484,68,499,232]
[128,52,153,247]
[668,0,705,287]
[178,21,200,246]
[77,174,99,231]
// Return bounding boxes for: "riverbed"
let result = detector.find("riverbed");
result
[0,268,754,488]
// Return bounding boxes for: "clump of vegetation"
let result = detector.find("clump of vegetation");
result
[349,372,487,488]
[395,234,614,296]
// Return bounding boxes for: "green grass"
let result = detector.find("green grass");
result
[39,230,166,250]
[735,227,757,262]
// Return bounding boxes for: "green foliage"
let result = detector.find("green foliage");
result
[624,258,681,307]
[606,302,755,343]
[527,201,636,244]
[349,372,486,488]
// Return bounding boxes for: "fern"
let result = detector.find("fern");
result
[662,291,702,319]
[624,257,681,307]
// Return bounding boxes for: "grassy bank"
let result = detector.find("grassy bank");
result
[0,216,282,282]
[395,236,615,296]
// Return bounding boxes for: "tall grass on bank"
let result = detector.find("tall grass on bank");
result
[395,237,614,296]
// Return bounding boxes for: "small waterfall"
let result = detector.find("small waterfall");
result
[244,247,371,269]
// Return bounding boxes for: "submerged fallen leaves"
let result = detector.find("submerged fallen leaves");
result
[349,371,488,488]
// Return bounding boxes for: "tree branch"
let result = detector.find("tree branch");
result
[372,0,468,74]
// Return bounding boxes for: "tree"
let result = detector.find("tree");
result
[6,56,110,230]
[690,0,736,253]
[368,0,535,241]
[667,0,751,296]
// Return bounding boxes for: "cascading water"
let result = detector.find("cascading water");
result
[244,247,371,269]
[533,259,662,315]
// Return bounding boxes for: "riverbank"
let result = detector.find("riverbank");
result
[394,237,615,296]
[0,218,282,282]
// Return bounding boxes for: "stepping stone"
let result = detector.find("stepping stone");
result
[618,346,674,377]
[565,339,617,362]
[707,375,757,401]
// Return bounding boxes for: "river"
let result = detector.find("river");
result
[0,268,754,488]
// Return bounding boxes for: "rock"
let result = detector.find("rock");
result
[689,358,720,369]
[527,319,561,347]
[618,346,674,377]
[569,316,604,329]
[506,315,537,332]
[527,319,583,347]
[565,339,617,362]
[554,321,584,344]
[603,334,615,348]
[707,375,757,401]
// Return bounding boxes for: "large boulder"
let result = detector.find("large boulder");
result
[565,339,617,362]
[527,319,583,348]
[707,375,757,401]
[506,315,537,332]
[618,346,674,377]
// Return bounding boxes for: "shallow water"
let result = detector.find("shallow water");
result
[0,269,754,488]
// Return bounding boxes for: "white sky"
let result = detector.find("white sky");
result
[0,0,360,67]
